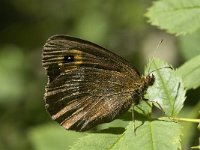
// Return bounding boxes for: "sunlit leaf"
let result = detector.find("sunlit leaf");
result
[70,119,182,150]
[177,55,200,90]
[146,0,200,35]
[28,123,85,150]
[145,59,186,116]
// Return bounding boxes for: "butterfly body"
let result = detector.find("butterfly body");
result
[42,35,154,131]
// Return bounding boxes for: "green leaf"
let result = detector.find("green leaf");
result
[177,55,200,90]
[145,59,186,116]
[178,30,200,60]
[28,123,86,150]
[146,0,200,35]
[135,100,152,117]
[70,133,119,150]
[70,120,182,150]
[113,120,182,150]
[180,102,200,149]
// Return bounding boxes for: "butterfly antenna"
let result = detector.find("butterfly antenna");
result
[147,39,164,75]
[156,39,163,49]
[147,39,173,75]
[148,66,173,75]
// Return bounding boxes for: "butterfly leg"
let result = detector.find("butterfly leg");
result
[131,103,137,135]
[146,100,165,115]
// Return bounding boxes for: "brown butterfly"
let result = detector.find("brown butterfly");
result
[42,35,154,131]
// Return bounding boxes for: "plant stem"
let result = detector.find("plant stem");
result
[158,117,200,123]
[170,117,200,123]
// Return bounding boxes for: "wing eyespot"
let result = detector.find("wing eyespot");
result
[63,55,75,63]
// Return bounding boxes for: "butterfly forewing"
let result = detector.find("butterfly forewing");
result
[42,35,144,131]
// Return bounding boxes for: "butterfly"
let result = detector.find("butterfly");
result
[42,35,155,131]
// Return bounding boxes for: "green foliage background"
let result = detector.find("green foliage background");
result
[0,0,199,150]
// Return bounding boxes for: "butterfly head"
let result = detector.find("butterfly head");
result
[139,74,155,97]
[145,74,155,87]
[131,74,155,105]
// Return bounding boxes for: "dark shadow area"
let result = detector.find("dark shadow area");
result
[185,87,200,106]
[93,127,126,134]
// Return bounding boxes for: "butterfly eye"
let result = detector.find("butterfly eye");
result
[63,55,74,63]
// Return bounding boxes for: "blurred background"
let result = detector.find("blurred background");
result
[0,0,199,150]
